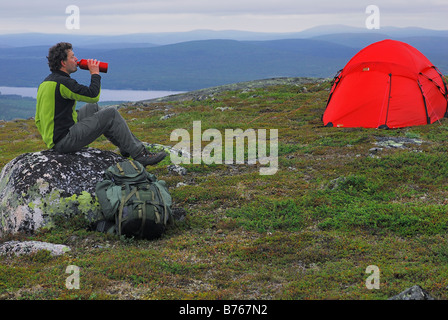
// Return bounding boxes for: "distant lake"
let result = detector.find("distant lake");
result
[0,86,185,102]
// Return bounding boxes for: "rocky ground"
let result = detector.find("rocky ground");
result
[140,77,326,103]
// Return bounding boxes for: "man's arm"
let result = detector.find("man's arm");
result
[59,73,101,103]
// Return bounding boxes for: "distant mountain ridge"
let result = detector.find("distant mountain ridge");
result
[0,25,447,91]
[2,25,448,47]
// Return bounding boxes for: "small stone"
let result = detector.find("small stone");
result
[0,240,71,256]
[216,107,233,111]
[176,182,188,188]
[160,114,175,120]
[369,147,383,154]
[388,285,435,300]
[167,164,188,176]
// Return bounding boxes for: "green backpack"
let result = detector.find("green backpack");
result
[95,160,173,239]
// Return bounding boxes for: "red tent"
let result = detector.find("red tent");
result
[323,40,448,128]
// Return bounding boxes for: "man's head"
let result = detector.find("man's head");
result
[47,42,78,74]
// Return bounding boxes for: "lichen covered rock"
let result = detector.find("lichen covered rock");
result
[0,240,71,256]
[0,148,124,237]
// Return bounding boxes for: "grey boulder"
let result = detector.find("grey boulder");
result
[0,148,124,237]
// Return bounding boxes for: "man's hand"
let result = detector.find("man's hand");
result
[87,59,100,75]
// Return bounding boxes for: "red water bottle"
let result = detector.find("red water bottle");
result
[77,59,108,73]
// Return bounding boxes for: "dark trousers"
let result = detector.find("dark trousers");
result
[54,103,144,158]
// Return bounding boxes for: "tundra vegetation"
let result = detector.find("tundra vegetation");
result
[1,77,448,300]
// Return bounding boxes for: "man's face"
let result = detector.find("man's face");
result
[61,49,78,74]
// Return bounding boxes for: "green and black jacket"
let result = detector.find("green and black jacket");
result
[35,70,101,148]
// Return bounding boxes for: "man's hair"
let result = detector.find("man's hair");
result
[47,42,73,72]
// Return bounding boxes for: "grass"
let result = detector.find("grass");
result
[1,78,448,300]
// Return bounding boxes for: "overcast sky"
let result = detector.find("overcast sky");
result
[1,0,447,34]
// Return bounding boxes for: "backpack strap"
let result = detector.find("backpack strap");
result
[153,182,172,225]
[116,162,125,175]
[135,190,147,238]
[129,160,140,171]
[117,186,139,235]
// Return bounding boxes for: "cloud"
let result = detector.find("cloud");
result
[47,0,448,16]
[67,0,368,16]
[0,0,447,34]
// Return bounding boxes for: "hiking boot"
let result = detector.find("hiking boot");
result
[134,148,168,166]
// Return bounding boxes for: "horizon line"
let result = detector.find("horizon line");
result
[1,24,448,36]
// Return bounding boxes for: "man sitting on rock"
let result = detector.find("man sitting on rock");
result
[35,42,167,167]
